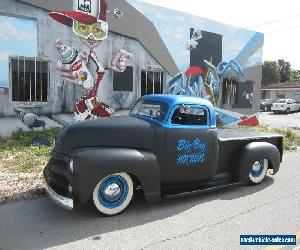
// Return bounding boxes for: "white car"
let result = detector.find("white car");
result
[271,99,300,114]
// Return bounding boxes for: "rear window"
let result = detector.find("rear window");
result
[276,99,287,103]
[171,106,208,126]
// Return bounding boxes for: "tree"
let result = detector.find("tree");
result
[278,59,292,82]
[291,69,300,80]
[262,60,280,85]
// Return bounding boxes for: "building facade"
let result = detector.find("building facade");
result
[0,0,264,127]
[0,0,177,117]
[261,81,300,101]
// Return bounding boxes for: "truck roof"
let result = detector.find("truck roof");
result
[144,94,215,110]
[140,94,216,128]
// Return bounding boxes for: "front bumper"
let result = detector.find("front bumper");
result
[44,177,74,210]
[44,157,74,210]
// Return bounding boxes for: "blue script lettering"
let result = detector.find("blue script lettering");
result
[177,153,206,166]
[176,137,207,166]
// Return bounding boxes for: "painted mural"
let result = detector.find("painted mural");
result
[0,0,264,127]
[0,15,37,87]
[49,0,132,121]
[128,0,264,127]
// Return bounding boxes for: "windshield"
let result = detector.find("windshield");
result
[130,99,169,121]
[275,99,287,103]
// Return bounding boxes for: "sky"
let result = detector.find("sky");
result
[0,15,37,87]
[128,0,264,71]
[133,0,300,70]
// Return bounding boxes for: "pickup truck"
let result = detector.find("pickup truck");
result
[44,94,283,216]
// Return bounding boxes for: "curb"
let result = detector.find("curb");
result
[0,187,46,206]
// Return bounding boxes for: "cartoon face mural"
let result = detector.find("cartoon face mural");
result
[49,0,132,121]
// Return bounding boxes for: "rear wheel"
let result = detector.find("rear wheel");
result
[93,173,133,216]
[249,159,268,184]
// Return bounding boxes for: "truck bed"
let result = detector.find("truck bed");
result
[217,128,283,141]
[216,128,283,174]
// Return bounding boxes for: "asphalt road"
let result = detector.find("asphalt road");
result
[0,151,299,250]
[259,111,300,134]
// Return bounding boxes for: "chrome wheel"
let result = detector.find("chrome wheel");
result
[249,159,268,184]
[93,173,133,215]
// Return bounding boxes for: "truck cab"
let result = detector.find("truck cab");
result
[130,95,219,185]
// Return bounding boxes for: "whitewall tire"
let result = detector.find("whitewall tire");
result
[93,172,133,216]
[249,159,268,184]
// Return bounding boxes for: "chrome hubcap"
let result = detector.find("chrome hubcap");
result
[104,183,121,201]
[252,161,261,172]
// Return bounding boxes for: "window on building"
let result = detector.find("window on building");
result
[10,57,48,102]
[221,78,253,108]
[113,66,133,91]
[222,78,237,106]
[276,90,285,99]
[141,70,164,96]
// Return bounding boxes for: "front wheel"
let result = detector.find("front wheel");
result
[286,108,290,114]
[249,159,268,184]
[93,173,134,216]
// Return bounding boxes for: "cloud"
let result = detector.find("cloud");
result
[163,26,185,40]
[243,47,263,67]
[155,11,171,21]
[0,19,36,41]
[0,52,11,61]
[226,40,244,55]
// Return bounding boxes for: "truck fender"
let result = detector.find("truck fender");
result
[236,142,280,182]
[70,147,161,205]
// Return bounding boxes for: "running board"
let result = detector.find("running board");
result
[162,182,244,200]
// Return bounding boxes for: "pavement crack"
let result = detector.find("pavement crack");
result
[140,190,300,250]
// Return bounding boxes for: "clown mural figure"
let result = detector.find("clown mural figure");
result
[49,0,132,121]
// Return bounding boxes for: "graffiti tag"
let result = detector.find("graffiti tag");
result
[78,0,91,13]
[112,92,129,109]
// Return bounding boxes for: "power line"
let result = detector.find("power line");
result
[265,24,300,34]
[247,13,300,29]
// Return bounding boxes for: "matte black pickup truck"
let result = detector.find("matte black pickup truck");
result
[44,95,283,215]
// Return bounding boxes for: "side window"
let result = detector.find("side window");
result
[171,106,208,126]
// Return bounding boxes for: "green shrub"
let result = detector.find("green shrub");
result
[0,127,60,172]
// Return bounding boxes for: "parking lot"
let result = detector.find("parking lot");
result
[259,110,300,134]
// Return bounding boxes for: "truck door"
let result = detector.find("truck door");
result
[164,105,218,184]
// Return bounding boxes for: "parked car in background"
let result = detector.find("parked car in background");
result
[271,99,300,114]
[260,99,274,111]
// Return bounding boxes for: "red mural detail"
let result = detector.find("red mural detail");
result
[72,60,83,71]
[239,116,259,126]
[184,66,203,77]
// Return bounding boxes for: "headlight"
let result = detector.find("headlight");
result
[69,159,74,173]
